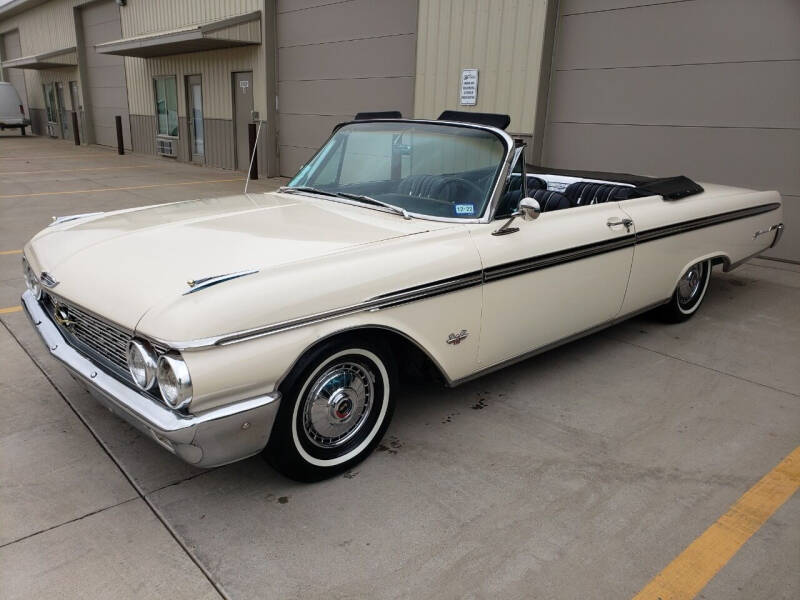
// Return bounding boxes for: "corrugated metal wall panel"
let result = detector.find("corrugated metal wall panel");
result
[204,118,236,170]
[120,0,260,37]
[413,0,548,136]
[0,0,91,110]
[129,113,156,154]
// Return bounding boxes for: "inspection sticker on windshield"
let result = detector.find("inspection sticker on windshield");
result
[455,204,475,215]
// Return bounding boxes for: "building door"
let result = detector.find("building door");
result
[540,1,799,262]
[69,81,84,144]
[232,71,253,171]
[80,0,130,148]
[56,82,71,140]
[186,75,205,163]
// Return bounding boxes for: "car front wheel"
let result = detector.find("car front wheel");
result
[265,337,395,481]
[656,259,712,323]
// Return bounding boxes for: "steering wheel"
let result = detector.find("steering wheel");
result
[440,177,484,203]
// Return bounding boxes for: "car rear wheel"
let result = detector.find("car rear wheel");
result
[265,337,395,482]
[656,259,712,323]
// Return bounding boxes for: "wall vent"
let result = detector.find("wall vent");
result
[156,137,177,157]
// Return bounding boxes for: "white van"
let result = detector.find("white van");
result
[0,82,30,135]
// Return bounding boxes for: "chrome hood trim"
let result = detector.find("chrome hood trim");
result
[49,212,105,227]
[184,269,259,295]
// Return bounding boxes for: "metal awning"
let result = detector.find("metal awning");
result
[95,11,261,58]
[2,46,77,70]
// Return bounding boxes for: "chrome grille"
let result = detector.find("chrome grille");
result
[43,293,168,381]
[66,302,132,371]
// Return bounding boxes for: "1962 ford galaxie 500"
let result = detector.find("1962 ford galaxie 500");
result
[21,111,784,481]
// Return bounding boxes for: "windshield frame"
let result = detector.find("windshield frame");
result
[285,119,515,224]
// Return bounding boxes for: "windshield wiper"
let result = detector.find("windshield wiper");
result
[280,186,411,220]
[335,192,411,220]
[279,185,339,198]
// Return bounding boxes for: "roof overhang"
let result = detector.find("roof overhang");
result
[94,11,261,58]
[0,0,49,20]
[1,46,77,70]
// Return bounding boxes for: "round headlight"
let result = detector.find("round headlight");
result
[127,339,157,390]
[22,256,42,300]
[157,354,192,409]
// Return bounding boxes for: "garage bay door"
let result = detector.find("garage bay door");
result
[80,0,130,148]
[541,0,800,262]
[2,30,28,118]
[276,0,417,177]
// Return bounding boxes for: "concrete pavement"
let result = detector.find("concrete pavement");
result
[0,134,798,599]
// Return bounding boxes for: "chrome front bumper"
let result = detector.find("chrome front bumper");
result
[22,290,281,468]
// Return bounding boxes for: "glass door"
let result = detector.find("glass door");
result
[43,83,59,138]
[186,75,204,162]
[56,82,70,140]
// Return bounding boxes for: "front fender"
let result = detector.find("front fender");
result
[180,284,482,412]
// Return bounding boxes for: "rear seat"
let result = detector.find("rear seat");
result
[563,181,634,206]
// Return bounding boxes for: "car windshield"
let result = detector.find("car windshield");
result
[286,121,507,220]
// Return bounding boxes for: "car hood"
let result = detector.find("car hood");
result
[26,192,454,330]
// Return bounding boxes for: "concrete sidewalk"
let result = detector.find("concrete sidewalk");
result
[1,135,798,599]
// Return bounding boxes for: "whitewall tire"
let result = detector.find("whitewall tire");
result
[265,337,395,481]
[657,259,712,323]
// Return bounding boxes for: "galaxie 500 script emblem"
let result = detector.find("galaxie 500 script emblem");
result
[447,330,469,345]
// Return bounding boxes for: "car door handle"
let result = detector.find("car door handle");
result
[607,217,633,232]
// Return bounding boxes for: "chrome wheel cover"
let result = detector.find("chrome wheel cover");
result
[677,263,704,307]
[302,361,374,448]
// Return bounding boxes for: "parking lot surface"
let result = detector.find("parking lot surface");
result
[1,134,798,599]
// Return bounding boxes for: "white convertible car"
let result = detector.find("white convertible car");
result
[22,111,784,480]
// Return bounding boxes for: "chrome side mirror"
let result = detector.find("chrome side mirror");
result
[519,197,541,221]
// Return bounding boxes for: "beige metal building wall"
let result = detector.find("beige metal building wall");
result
[121,0,272,172]
[0,0,88,135]
[414,0,549,147]
[276,0,418,177]
[542,0,800,262]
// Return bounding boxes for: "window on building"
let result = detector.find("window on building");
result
[153,76,178,137]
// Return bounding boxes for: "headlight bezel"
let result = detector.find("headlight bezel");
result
[22,256,42,300]
[156,353,193,410]
[126,339,158,391]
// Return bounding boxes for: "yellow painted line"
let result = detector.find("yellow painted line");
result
[0,177,242,199]
[0,306,22,315]
[632,446,800,600]
[0,249,22,256]
[0,165,146,175]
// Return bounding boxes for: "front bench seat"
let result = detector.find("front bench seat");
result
[530,189,570,212]
[398,174,446,198]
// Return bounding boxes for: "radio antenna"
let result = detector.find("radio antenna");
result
[244,119,264,194]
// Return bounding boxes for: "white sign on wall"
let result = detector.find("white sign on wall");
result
[460,68,478,106]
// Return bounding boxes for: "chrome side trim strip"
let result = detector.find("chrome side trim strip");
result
[167,270,485,350]
[635,202,781,244]
[161,202,781,350]
[484,234,635,282]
